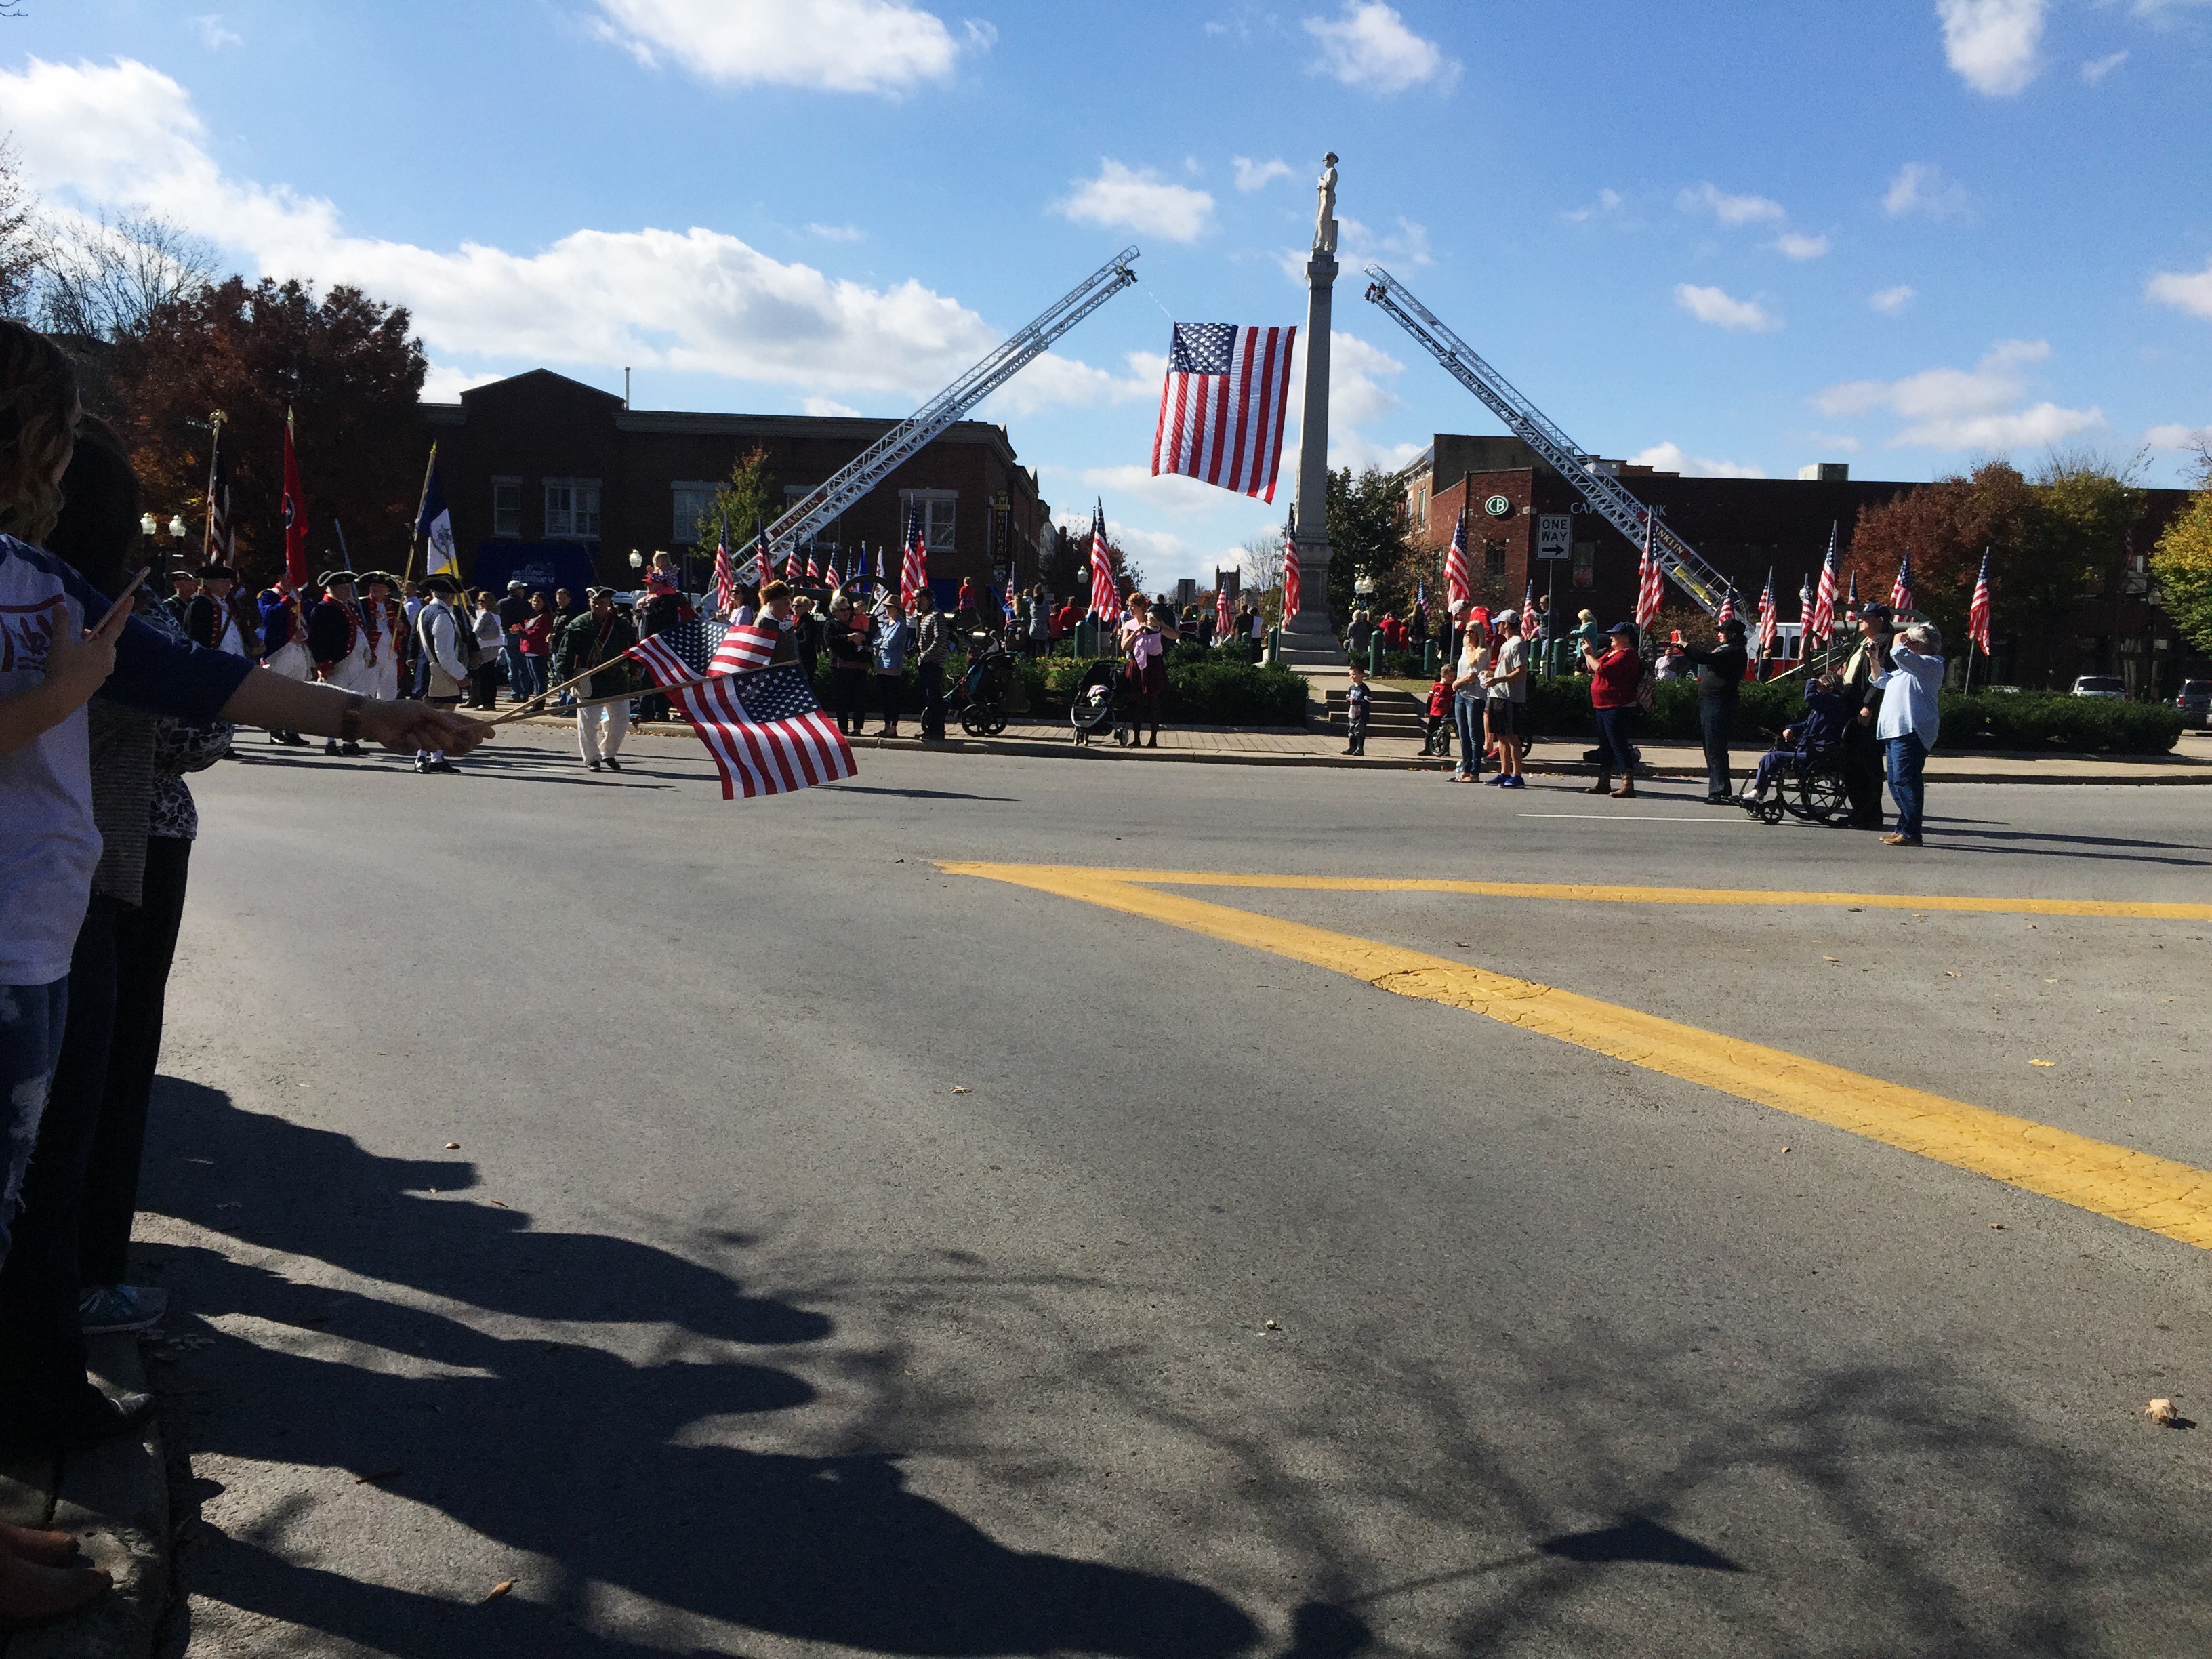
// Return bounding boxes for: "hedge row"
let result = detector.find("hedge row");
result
[813,647,1308,728]
[1519,676,2181,754]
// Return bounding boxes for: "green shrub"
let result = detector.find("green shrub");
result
[1519,673,2180,753]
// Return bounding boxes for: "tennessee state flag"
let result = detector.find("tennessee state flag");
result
[280,409,308,592]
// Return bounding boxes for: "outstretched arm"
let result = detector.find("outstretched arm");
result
[217,670,489,756]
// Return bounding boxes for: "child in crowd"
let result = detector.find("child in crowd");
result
[1420,668,1452,756]
[1746,672,1850,802]
[1343,663,1370,755]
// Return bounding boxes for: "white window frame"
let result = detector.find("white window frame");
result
[671,481,722,546]
[544,478,602,541]
[491,476,523,538]
[899,488,956,555]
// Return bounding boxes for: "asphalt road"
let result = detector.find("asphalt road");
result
[140,729,2212,1658]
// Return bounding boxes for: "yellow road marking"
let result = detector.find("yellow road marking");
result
[938,864,2212,922]
[945,862,2212,1251]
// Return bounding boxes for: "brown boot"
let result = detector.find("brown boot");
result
[1611,785,1637,798]
[0,1538,110,1629]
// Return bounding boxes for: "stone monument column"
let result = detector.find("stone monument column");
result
[1284,153,1339,649]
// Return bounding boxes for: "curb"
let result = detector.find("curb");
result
[0,1334,168,1659]
[464,712,2212,786]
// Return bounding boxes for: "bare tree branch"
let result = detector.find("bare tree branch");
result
[30,211,219,340]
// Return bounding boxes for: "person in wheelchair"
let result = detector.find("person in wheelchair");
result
[1745,672,1850,804]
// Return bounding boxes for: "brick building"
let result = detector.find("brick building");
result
[418,370,1054,602]
[1398,436,2203,691]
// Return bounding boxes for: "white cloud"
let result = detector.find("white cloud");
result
[805,222,864,241]
[1232,156,1295,192]
[2148,258,2212,319]
[1561,188,1622,224]
[981,350,1160,417]
[1884,161,1969,220]
[1629,443,1767,479]
[1302,2,1460,93]
[1673,283,1781,333]
[2081,49,2128,82]
[190,14,242,49]
[1072,464,1226,516]
[1869,284,1917,314]
[802,396,862,417]
[421,363,504,401]
[0,56,1132,411]
[1774,232,1830,260]
[1278,214,1430,281]
[589,0,972,93]
[1054,159,1214,243]
[2146,422,2212,450]
[1814,338,2103,449]
[1679,182,1786,227]
[1937,0,2047,96]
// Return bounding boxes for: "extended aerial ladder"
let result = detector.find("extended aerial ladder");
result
[1362,265,1735,617]
[760,246,1141,565]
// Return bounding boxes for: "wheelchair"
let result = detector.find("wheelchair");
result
[1740,743,1849,826]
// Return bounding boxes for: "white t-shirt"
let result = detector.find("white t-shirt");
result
[1487,634,1528,703]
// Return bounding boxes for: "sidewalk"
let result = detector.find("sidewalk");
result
[470,706,2212,785]
[0,1336,168,1659]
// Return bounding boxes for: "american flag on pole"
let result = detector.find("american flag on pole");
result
[709,619,782,676]
[739,519,769,584]
[1889,553,1913,613]
[712,530,739,615]
[1150,323,1296,502]
[628,614,729,684]
[1967,549,1992,655]
[1004,565,1018,621]
[1716,588,1737,626]
[205,423,234,561]
[899,508,927,612]
[1634,512,1664,632]
[1808,524,1840,644]
[1215,581,1232,640]
[1087,500,1117,618]
[1755,569,1778,659]
[672,663,855,801]
[805,547,822,585]
[1444,510,1472,612]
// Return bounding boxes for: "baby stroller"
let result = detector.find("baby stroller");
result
[957,640,1018,736]
[1069,659,1138,746]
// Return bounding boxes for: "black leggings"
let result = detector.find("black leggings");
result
[832,670,869,732]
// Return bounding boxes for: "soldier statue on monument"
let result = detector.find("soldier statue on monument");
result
[1314,153,1338,253]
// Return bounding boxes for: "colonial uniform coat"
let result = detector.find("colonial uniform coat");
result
[308,591,375,692]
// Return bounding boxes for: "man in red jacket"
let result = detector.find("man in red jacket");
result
[1583,621,1644,799]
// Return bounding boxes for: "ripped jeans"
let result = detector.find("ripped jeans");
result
[0,979,68,1271]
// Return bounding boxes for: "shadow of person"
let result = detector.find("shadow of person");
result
[142,1082,1259,1658]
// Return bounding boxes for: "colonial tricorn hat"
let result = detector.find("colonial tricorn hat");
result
[319,569,359,588]
[421,573,461,594]
[356,569,396,588]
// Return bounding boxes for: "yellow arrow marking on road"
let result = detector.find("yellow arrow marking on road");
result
[942,862,2212,1251]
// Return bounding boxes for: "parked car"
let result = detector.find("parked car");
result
[2069,675,2128,700]
[2174,678,2212,728]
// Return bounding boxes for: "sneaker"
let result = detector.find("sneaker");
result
[586,759,602,772]
[1500,775,1526,789]
[1483,773,1507,785]
[602,756,622,772]
[79,1284,166,1334]
[1881,833,1922,846]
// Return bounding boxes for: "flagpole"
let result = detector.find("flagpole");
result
[202,410,224,562]
[402,443,438,585]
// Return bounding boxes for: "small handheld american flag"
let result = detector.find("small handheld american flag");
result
[1150,323,1296,503]
[676,663,855,800]
[627,615,728,685]
[710,621,781,676]
[1715,588,1737,626]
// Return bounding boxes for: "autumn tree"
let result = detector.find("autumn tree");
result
[693,445,776,550]
[1323,464,1410,623]
[2151,446,2212,661]
[106,277,427,581]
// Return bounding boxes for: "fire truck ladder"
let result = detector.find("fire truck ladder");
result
[1362,264,1734,617]
[765,245,1141,562]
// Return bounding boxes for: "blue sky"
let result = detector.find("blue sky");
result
[5,0,2209,583]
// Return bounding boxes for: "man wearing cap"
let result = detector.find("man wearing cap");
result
[1838,604,1894,830]
[163,568,199,626]
[1483,609,1529,787]
[1668,617,1750,804]
[554,588,638,771]
[308,569,374,754]
[1582,621,1644,798]
[411,575,472,774]
[255,582,312,745]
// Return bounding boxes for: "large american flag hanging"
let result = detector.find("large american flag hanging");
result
[712,531,739,616]
[900,508,927,613]
[1807,525,1840,644]
[1087,500,1118,618]
[675,663,855,800]
[1967,550,1992,655]
[1150,323,1296,503]
[1443,510,1471,612]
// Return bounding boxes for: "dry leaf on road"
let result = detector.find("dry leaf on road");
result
[951,1086,970,1094]
[483,1580,516,1603]
[2146,1399,2186,1427]
[2030,1059,2055,1067]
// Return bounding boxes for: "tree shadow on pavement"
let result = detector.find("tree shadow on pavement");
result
[141,1080,1260,1658]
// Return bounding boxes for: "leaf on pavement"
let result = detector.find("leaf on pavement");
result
[2147,1399,2188,1428]
[445,1142,460,1149]
[951,1086,970,1094]
[2030,1059,2055,1067]
[483,1580,516,1603]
